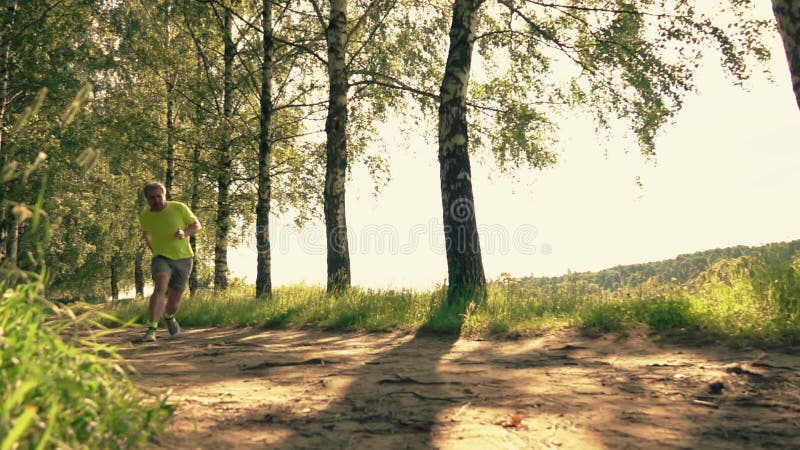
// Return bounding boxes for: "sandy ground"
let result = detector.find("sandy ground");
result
[112,327,800,449]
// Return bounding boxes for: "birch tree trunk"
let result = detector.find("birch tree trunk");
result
[437,0,486,304]
[134,194,145,297]
[324,0,351,293]
[134,247,144,297]
[0,1,17,265]
[256,0,273,298]
[189,41,205,295]
[772,0,800,109]
[0,0,14,153]
[189,143,200,294]
[165,77,175,199]
[214,6,234,290]
[164,2,176,199]
[110,254,120,300]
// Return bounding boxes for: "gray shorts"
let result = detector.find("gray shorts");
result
[151,256,193,292]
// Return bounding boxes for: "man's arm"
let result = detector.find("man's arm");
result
[175,221,201,240]
[142,231,153,251]
[185,221,201,236]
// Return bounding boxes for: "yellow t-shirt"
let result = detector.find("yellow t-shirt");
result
[139,201,198,260]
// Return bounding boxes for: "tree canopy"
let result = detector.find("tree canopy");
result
[0,0,784,301]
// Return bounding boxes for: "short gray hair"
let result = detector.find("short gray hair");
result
[142,181,166,198]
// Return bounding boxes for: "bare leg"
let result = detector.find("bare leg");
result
[165,287,185,316]
[149,272,170,323]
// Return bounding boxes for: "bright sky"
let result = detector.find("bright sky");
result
[230,15,800,291]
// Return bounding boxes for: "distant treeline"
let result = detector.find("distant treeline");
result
[517,240,800,291]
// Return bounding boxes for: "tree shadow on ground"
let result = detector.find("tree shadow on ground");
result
[251,326,800,449]
[113,315,800,448]
[259,300,471,449]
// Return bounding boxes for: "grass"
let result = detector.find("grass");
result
[100,248,800,349]
[0,276,172,449]
[103,284,443,332]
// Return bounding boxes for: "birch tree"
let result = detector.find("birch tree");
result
[772,0,800,108]
[435,0,771,303]
[256,0,274,297]
[286,0,433,293]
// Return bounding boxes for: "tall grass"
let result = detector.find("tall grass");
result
[684,249,800,342]
[104,278,607,336]
[101,246,800,347]
[104,284,444,332]
[1,278,172,448]
[575,249,800,345]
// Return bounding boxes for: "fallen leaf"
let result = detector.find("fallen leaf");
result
[502,413,524,428]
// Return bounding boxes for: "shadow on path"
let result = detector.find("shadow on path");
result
[112,316,800,448]
[260,302,470,449]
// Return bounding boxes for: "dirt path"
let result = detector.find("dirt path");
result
[113,327,800,449]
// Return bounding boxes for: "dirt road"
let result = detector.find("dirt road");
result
[115,327,800,449]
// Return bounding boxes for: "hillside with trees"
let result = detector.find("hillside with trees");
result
[519,239,800,291]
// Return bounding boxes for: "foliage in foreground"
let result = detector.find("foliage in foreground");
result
[0,275,172,449]
[1,90,171,448]
[1,284,170,448]
[102,242,800,348]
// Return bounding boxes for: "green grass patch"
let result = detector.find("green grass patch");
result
[97,249,800,349]
[578,295,698,333]
[1,279,171,449]
[103,284,443,332]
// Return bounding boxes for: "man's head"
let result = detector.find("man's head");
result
[143,182,167,211]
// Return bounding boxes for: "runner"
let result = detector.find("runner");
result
[139,181,201,341]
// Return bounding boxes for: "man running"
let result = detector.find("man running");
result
[139,181,201,341]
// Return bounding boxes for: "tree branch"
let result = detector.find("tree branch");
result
[522,0,680,19]
[350,70,438,100]
[346,0,398,71]
[308,0,328,32]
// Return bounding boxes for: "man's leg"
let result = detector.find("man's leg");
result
[164,287,184,316]
[163,258,192,337]
[145,259,171,341]
[149,272,171,323]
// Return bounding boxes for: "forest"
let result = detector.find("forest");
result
[1,0,796,303]
[2,0,800,448]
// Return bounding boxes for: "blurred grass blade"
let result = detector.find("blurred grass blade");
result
[23,152,48,182]
[1,161,18,183]
[29,176,48,231]
[2,381,37,417]
[12,88,48,132]
[1,406,37,450]
[76,147,100,171]
[33,403,59,450]
[61,84,92,125]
